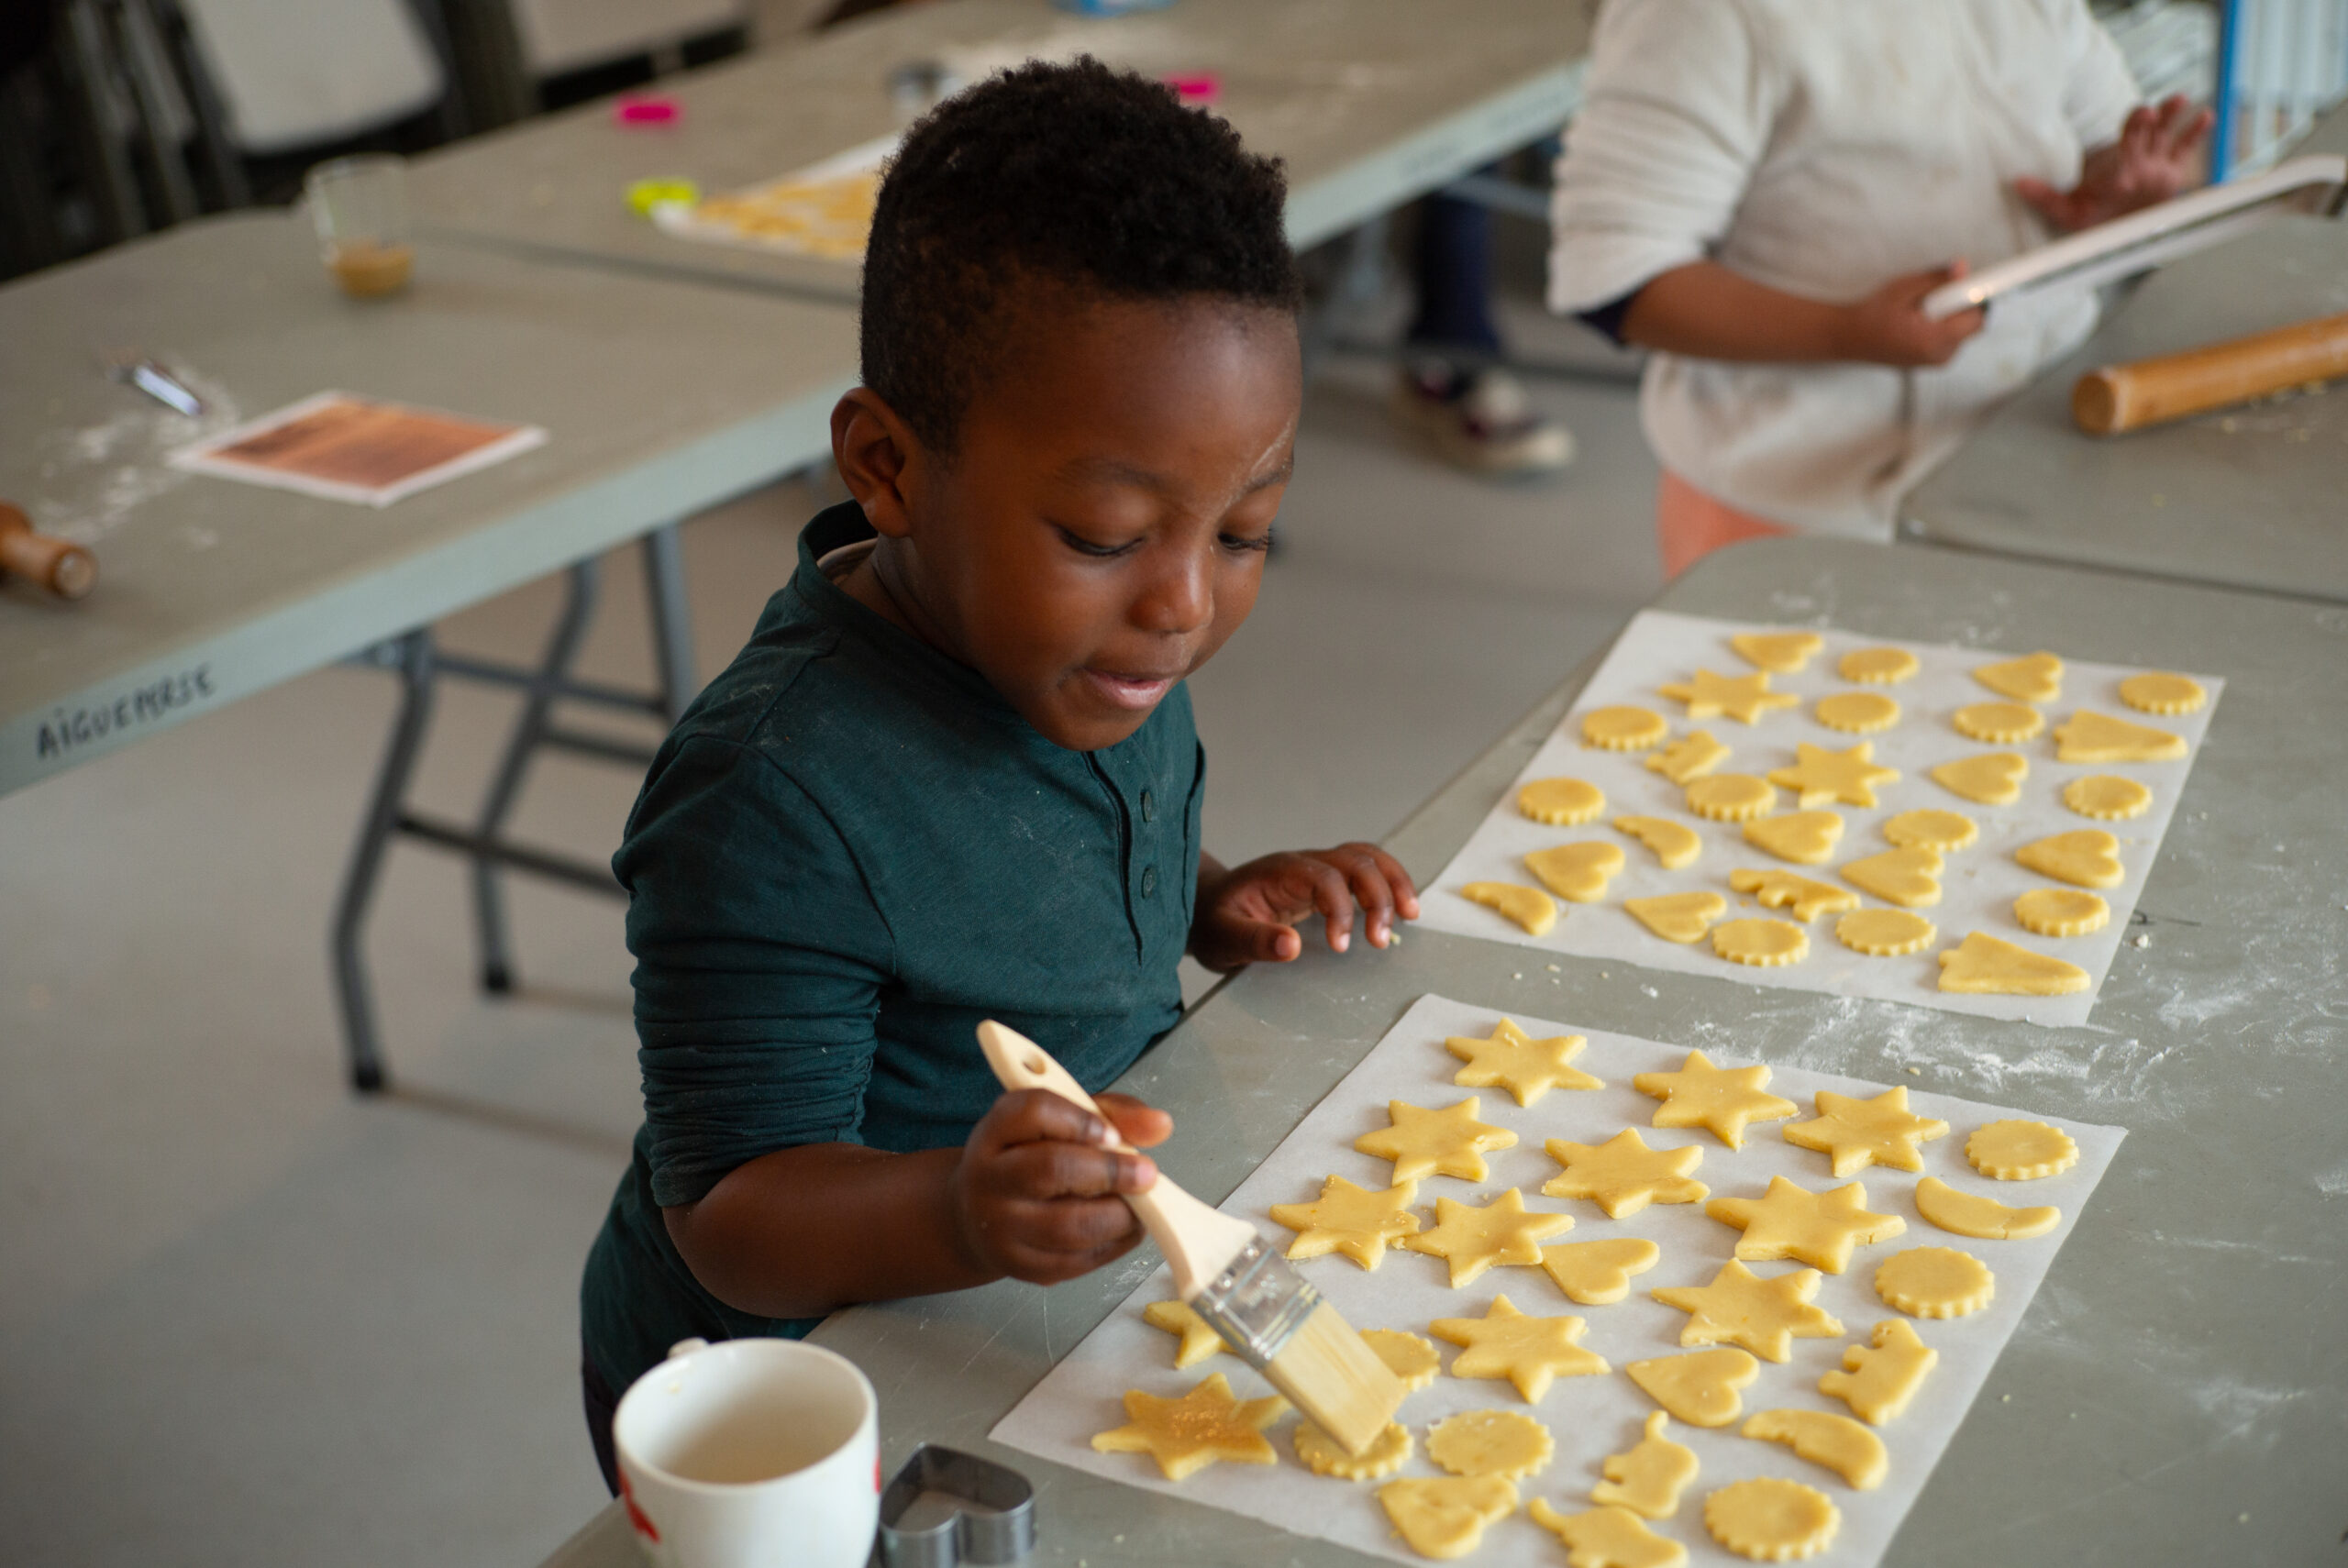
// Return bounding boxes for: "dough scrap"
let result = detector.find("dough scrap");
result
[2053,709,2187,763]
[1686,774,1778,822]
[2013,888,2109,937]
[2119,671,2206,715]
[1914,1176,2059,1240]
[1874,1246,1994,1319]
[1294,1418,1413,1479]
[1729,868,1857,922]
[1965,1119,2079,1180]
[1819,1320,1937,1425]
[1539,1236,1662,1304]
[1446,1017,1603,1105]
[1426,1408,1556,1480]
[1704,1477,1840,1561]
[1626,1349,1759,1428]
[1268,1173,1422,1269]
[1835,909,1937,957]
[1585,706,1670,751]
[1839,646,1918,684]
[1742,1410,1886,1491]
[1713,919,1810,966]
[1355,1097,1517,1183]
[1659,669,1802,725]
[1519,776,1607,824]
[1937,932,2090,996]
[1952,701,2044,744]
[1769,742,1899,808]
[1973,651,2064,703]
[1361,1329,1444,1391]
[1930,751,2027,805]
[1142,1299,1226,1368]
[1731,630,1823,672]
[1653,1261,1844,1362]
[1617,815,1703,869]
[1460,881,1556,935]
[1625,891,1728,944]
[1813,692,1900,734]
[1528,841,1628,903]
[1526,1501,1689,1568]
[1882,809,1977,852]
[1742,811,1844,865]
[1839,845,1944,909]
[1378,1475,1518,1561]
[2016,829,2124,889]
[1404,1188,1576,1287]
[1634,1051,1798,1149]
[1430,1294,1609,1402]
[1706,1175,1906,1273]
[2063,774,2152,821]
[1543,1128,1709,1218]
[1089,1373,1289,1480]
[1783,1087,1950,1176]
[1592,1410,1700,1518]
[1646,730,1732,784]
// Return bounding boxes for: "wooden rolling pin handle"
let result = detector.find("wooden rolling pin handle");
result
[2074,310,2348,436]
[0,502,97,601]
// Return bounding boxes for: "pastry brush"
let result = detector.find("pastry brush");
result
[978,1020,1405,1456]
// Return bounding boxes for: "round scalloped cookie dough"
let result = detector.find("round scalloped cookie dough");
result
[1704,1477,1840,1562]
[1361,1329,1443,1391]
[1951,702,2044,743]
[1839,646,1918,684]
[1295,1419,1413,1479]
[1966,1119,2079,1180]
[1874,1246,1994,1319]
[2014,888,2110,937]
[1881,809,1977,852]
[1835,909,1937,957]
[1687,774,1778,822]
[2119,671,2206,714]
[1585,705,1669,750]
[1518,777,1606,825]
[2063,775,2152,821]
[1813,691,1899,734]
[1426,1408,1556,1481]
[1713,918,1809,966]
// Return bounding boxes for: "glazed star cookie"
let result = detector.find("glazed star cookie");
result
[1633,1050,1798,1149]
[1527,1501,1688,1568]
[1729,868,1857,922]
[1659,669,1801,725]
[1405,1189,1576,1287]
[1542,1128,1709,1218]
[1652,1260,1845,1362]
[1874,1246,1995,1319]
[1460,880,1557,935]
[2063,774,2152,821]
[1519,776,1607,825]
[1819,1320,1937,1425]
[1426,1408,1556,1480]
[1141,1299,1226,1368]
[1938,932,2090,996]
[1882,808,1977,852]
[2013,888,2110,937]
[1429,1294,1609,1401]
[1625,891,1728,944]
[1704,1478,1839,1562]
[2015,829,2124,889]
[1539,1236,1662,1305]
[1089,1373,1289,1480]
[1930,751,2026,805]
[1617,815,1703,869]
[1742,811,1844,865]
[1528,841,1627,903]
[1446,1017,1603,1104]
[1592,1411,1700,1518]
[1713,919,1809,966]
[1812,691,1899,734]
[1626,1349,1759,1428]
[1835,909,1937,957]
[1952,702,2044,744]
[1973,651,2063,703]
[1914,1176,2059,1240]
[1294,1419,1412,1480]
[1839,646,1918,684]
[1782,1087,1950,1176]
[1966,1119,2079,1179]
[2119,671,2206,715]
[1743,1408,1888,1490]
[1355,1097,1517,1183]
[1839,846,1944,909]
[1705,1176,1906,1273]
[1268,1174,1422,1269]
[1730,630,1823,672]
[1646,730,1731,784]
[2053,710,2187,763]
[1378,1475,1518,1561]
[1585,706,1670,751]
[1361,1329,1444,1391]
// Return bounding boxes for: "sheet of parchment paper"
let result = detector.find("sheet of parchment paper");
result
[991,993,2123,1566]
[1412,610,2222,1026]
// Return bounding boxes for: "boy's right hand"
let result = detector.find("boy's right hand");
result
[1832,265,1986,369]
[948,1089,1172,1286]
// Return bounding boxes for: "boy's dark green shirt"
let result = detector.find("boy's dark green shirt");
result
[581,503,1201,1394]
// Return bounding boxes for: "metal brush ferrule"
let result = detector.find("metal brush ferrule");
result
[1186,1235,1322,1368]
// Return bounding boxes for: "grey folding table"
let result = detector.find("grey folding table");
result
[538,536,2342,1568]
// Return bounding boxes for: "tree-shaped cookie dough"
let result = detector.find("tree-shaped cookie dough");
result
[1705,1477,1841,1561]
[1543,1128,1709,1218]
[1540,1237,1662,1304]
[1782,1086,1950,1176]
[1378,1476,1519,1559]
[1527,1501,1689,1568]
[1652,1260,1845,1362]
[1659,669,1801,724]
[1141,1299,1226,1368]
[1592,1411,1700,1518]
[1268,1173,1422,1269]
[1089,1373,1289,1480]
[1426,1408,1555,1480]
[1646,730,1731,784]
[1626,1349,1759,1428]
[1819,1320,1938,1425]
[1404,1189,1575,1287]
[1429,1294,1609,1402]
[1633,1050,1799,1149]
[1445,1018,1602,1105]
[1768,741,1899,809]
[1354,1097,1517,1183]
[1743,1408,1888,1490]
[1705,1175,1906,1272]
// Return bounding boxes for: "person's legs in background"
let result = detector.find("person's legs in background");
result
[1655,469,1790,579]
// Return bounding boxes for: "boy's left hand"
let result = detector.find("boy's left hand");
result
[2017,94,2212,233]
[1191,844,1419,972]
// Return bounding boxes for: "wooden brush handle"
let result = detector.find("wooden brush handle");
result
[977,1020,1258,1300]
[0,502,97,600]
[2073,310,2348,435]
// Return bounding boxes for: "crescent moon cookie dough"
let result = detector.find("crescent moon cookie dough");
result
[1769,742,1899,808]
[1429,1294,1610,1402]
[1294,1418,1413,1480]
[1377,1475,1519,1561]
[1965,1118,2080,1180]
[1729,869,1858,922]
[2119,670,2207,715]
[1782,1087,1951,1176]
[1626,1348,1761,1428]
[1445,1017,1603,1104]
[1819,1320,1938,1425]
[1938,932,2090,996]
[1592,1411,1700,1518]
[1686,773,1778,822]
[1527,841,1628,903]
[1712,918,1810,966]
[2063,774,2153,821]
[1730,630,1823,672]
[1361,1329,1444,1391]
[1839,646,1919,684]
[1914,1176,2060,1240]
[1617,815,1703,869]
[1519,776,1608,824]
[1403,1189,1576,1287]
[1835,909,1937,957]
[1355,1097,1518,1183]
[1625,891,1729,944]
[1838,845,1944,909]
[1705,1176,1906,1272]
[1634,1050,1798,1149]
[1526,1500,1689,1568]
[2014,829,2124,888]
[2013,888,2110,937]
[1459,880,1557,936]
[1089,1373,1290,1480]
[1742,811,1844,865]
[1881,808,1977,852]
[1951,701,2044,744]
[1585,705,1670,750]
[1268,1174,1423,1268]
[2052,709,2187,763]
[1741,1409,1888,1491]
[1703,1476,1840,1561]
[1142,1299,1227,1368]
[1874,1246,1995,1319]
[1652,1261,1845,1362]
[1646,729,1732,783]
[1426,1408,1556,1480]
[1543,1128,1710,1218]
[1972,651,2063,703]
[1929,750,2027,805]
[1540,1236,1663,1304]
[1659,669,1802,725]
[1812,691,1900,734]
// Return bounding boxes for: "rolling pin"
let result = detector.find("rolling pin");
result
[0,502,98,600]
[2073,310,2348,436]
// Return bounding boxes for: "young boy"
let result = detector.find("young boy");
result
[577,59,1418,1486]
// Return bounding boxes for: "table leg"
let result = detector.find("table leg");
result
[332,628,437,1094]
[642,523,697,722]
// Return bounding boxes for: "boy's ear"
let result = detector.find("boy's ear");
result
[830,387,923,540]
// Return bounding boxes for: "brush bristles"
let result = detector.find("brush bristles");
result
[1261,1301,1406,1457]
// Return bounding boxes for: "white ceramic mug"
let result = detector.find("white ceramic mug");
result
[614,1337,880,1568]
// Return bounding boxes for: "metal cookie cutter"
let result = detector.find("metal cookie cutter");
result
[876,1445,1036,1567]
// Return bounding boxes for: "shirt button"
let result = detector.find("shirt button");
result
[1141,866,1158,898]
[1141,790,1156,823]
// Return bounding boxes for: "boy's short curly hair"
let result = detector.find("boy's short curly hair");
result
[860,57,1304,453]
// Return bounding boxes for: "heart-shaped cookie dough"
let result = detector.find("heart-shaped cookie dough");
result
[1742,811,1844,865]
[1972,651,2063,702]
[2014,830,2124,889]
[1539,1236,1662,1305]
[1730,630,1823,673]
[1526,841,1626,902]
[1930,751,2027,805]
[1624,890,1726,944]
[1840,846,1944,909]
[1626,1348,1760,1429]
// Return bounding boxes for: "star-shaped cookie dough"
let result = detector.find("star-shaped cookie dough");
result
[1355,1097,1517,1183]
[1782,1087,1951,1176]
[1632,1051,1799,1149]
[1403,1188,1575,1286]
[1445,1018,1604,1106]
[1652,1261,1845,1363]
[1767,741,1900,809]
[1141,1299,1227,1368]
[1268,1174,1422,1269]
[1658,669,1801,725]
[1706,1176,1907,1273]
[1430,1294,1609,1402]
[1541,1128,1708,1219]
[1089,1373,1290,1480]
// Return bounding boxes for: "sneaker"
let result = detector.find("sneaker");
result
[1390,362,1575,476]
